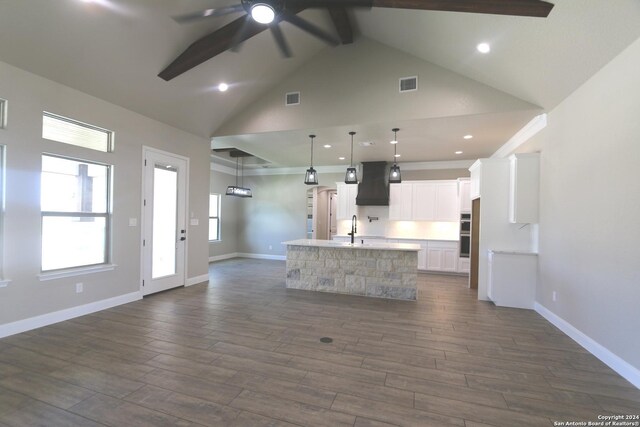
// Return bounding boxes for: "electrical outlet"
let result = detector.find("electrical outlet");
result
[268,245,273,250]
[552,291,557,302]
[76,283,83,293]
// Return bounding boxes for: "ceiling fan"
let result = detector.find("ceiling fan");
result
[159,0,554,81]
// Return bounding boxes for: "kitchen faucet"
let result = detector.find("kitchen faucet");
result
[348,214,357,244]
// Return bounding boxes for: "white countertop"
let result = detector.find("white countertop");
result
[283,239,421,252]
[333,235,459,242]
[489,250,538,256]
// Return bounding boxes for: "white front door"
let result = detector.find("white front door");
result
[142,147,188,296]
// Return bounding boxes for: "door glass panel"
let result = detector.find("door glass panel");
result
[152,165,178,279]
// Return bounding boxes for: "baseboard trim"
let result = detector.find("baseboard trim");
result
[185,274,209,287]
[535,302,640,389]
[209,253,239,262]
[237,253,286,261]
[0,291,142,339]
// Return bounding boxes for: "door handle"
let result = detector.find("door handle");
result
[180,237,186,241]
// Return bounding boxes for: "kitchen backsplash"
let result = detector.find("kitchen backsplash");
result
[336,206,460,240]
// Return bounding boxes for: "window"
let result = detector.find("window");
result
[42,112,113,152]
[0,98,6,129]
[209,194,220,241]
[41,155,111,271]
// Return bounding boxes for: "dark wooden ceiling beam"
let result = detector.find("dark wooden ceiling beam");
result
[159,6,305,81]
[328,7,354,44]
[371,0,554,18]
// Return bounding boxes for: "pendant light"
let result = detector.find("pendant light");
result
[345,131,358,184]
[225,155,252,198]
[389,128,402,184]
[304,134,318,185]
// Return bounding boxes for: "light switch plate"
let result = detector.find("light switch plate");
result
[129,218,137,227]
[190,218,199,226]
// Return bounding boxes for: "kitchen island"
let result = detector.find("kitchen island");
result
[283,239,420,300]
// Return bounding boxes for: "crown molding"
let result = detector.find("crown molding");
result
[491,113,547,159]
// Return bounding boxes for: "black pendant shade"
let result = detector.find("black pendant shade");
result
[304,134,318,185]
[389,127,402,184]
[226,156,252,198]
[345,131,358,184]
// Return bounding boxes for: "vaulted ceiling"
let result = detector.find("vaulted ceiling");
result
[0,0,639,168]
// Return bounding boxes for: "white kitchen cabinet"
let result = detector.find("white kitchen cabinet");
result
[509,153,539,224]
[458,178,471,213]
[487,250,537,309]
[389,183,413,221]
[435,182,459,221]
[411,183,436,220]
[426,241,458,272]
[457,257,470,273]
[336,182,358,220]
[469,161,481,200]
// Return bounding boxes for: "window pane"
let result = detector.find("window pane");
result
[152,167,177,278]
[0,99,6,129]
[41,156,108,213]
[209,194,219,217]
[209,218,219,241]
[42,112,112,152]
[42,216,106,270]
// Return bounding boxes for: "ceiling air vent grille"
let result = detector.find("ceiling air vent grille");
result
[399,76,418,93]
[285,92,300,106]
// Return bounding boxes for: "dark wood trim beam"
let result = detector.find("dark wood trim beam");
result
[328,7,353,45]
[371,0,554,18]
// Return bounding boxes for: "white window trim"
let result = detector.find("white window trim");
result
[42,111,114,152]
[38,263,117,282]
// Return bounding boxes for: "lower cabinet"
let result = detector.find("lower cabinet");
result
[457,257,470,273]
[426,241,458,272]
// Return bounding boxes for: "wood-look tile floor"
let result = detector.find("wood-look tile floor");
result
[1,258,639,426]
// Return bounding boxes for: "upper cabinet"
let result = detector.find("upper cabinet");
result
[458,178,471,213]
[336,182,358,220]
[509,153,539,224]
[389,183,413,221]
[469,161,481,200]
[389,180,459,222]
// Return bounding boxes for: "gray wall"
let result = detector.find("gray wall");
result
[0,60,210,326]
[209,168,239,258]
[403,168,470,180]
[519,36,640,370]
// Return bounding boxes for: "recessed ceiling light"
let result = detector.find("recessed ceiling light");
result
[477,43,491,54]
[359,141,374,147]
[338,157,345,160]
[323,144,331,148]
[394,154,401,158]
[463,134,473,140]
[218,83,229,92]
[455,151,463,155]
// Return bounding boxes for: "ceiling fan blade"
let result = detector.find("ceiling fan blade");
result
[270,25,293,58]
[280,11,340,46]
[371,0,554,18]
[230,15,253,53]
[159,4,307,80]
[172,4,245,24]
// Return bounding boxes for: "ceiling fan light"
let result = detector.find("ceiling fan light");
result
[251,3,275,24]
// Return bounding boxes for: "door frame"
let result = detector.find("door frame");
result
[140,146,190,295]
[327,190,337,239]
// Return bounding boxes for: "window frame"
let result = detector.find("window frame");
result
[42,111,114,153]
[209,193,221,242]
[40,153,113,273]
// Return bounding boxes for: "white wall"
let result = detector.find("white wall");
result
[209,168,239,258]
[515,35,640,373]
[0,60,210,328]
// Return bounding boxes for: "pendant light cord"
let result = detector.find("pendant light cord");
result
[393,129,397,164]
[350,132,355,167]
[310,136,314,167]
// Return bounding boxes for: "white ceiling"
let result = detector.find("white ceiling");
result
[1,0,639,168]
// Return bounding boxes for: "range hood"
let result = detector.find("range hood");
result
[356,161,389,206]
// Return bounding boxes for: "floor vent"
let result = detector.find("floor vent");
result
[285,91,300,106]
[399,76,418,93]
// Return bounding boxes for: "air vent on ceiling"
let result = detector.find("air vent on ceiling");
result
[399,76,418,93]
[285,91,300,106]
